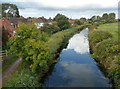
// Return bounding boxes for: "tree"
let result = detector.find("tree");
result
[96,16,102,20]
[40,23,60,34]
[74,20,81,25]
[7,22,50,72]
[1,3,20,17]
[53,14,70,30]
[87,19,93,24]
[91,16,97,21]
[102,13,109,21]
[109,13,116,20]
[80,17,86,24]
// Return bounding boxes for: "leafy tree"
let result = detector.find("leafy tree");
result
[1,3,20,17]
[91,16,97,21]
[74,20,81,25]
[40,23,60,34]
[96,16,102,20]
[80,17,86,24]
[7,22,50,72]
[102,13,109,21]
[87,19,93,24]
[53,14,70,30]
[109,13,116,20]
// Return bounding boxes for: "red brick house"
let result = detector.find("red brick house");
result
[68,19,78,25]
[0,17,15,37]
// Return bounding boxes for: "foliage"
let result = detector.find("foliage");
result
[74,20,81,25]
[88,30,112,48]
[80,17,86,24]
[46,25,87,60]
[1,3,20,17]
[53,13,70,30]
[40,23,60,34]
[93,39,120,88]
[102,13,116,22]
[3,61,42,87]
[88,23,120,88]
[2,55,18,71]
[7,22,50,72]
[109,13,116,20]
[91,16,97,21]
[2,26,9,49]
[87,19,94,24]
[88,25,97,30]
[4,24,88,87]
[102,13,109,21]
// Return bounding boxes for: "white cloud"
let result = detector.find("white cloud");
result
[67,28,90,54]
[1,0,118,18]
[1,0,119,8]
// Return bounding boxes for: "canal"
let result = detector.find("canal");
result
[43,28,111,87]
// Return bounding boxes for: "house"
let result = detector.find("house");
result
[6,17,19,29]
[35,16,50,28]
[0,17,15,37]
[68,19,78,25]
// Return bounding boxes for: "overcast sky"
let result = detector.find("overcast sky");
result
[1,0,119,19]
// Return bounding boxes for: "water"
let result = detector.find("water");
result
[43,28,111,87]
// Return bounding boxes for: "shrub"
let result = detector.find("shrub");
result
[88,31,112,49]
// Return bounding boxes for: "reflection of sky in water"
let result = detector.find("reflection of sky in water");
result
[67,28,89,54]
[44,28,111,87]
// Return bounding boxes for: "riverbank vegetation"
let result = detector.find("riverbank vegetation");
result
[2,4,118,87]
[88,23,120,88]
[3,20,88,87]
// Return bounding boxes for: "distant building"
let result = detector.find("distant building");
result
[68,19,78,25]
[0,16,53,37]
[35,16,53,28]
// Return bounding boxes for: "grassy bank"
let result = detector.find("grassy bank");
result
[2,55,18,71]
[3,24,88,87]
[88,23,120,88]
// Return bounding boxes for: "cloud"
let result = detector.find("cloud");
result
[1,0,119,10]
[1,0,118,18]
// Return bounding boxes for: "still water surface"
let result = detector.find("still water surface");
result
[43,28,111,87]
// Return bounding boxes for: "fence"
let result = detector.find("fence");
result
[0,50,7,57]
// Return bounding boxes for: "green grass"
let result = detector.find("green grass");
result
[3,61,42,87]
[2,55,18,71]
[97,23,118,40]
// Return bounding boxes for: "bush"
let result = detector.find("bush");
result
[88,29,120,88]
[53,14,70,30]
[40,23,60,34]
[3,61,42,87]
[88,31,112,49]
[94,39,119,62]
[74,20,81,25]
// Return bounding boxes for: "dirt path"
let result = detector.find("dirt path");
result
[1,58,22,87]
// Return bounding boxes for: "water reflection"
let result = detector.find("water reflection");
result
[67,28,89,54]
[43,28,111,87]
